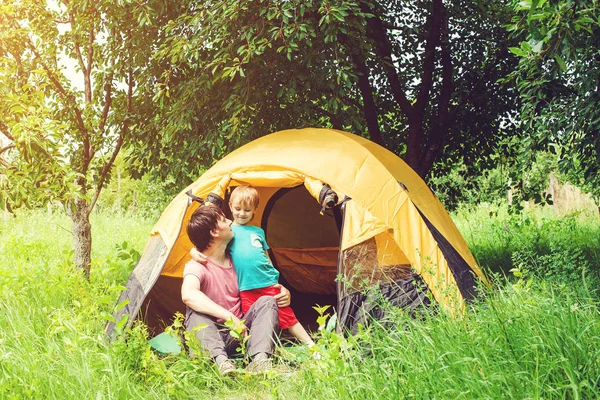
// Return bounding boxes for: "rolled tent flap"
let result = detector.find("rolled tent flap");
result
[303,176,326,201]
[229,170,305,188]
[211,174,232,200]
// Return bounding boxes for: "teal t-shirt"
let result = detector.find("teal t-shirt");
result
[230,224,279,291]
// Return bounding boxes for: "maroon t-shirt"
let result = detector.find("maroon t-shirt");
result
[183,258,243,322]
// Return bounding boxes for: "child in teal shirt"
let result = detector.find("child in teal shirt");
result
[193,185,314,345]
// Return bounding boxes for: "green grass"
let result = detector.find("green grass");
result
[0,206,599,399]
[454,202,600,282]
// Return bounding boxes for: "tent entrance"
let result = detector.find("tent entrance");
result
[261,186,340,331]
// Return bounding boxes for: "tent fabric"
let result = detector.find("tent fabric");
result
[106,234,169,337]
[153,129,485,282]
[271,247,338,295]
[108,128,488,336]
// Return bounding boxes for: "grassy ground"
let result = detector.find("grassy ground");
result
[0,206,599,399]
[454,202,600,282]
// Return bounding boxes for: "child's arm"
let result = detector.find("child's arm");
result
[190,247,208,264]
[264,250,273,263]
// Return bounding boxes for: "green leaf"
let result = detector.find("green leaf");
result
[509,47,527,57]
[555,54,566,71]
[114,300,130,313]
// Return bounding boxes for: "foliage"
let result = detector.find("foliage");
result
[1,0,140,208]
[282,280,600,399]
[131,0,521,183]
[0,0,177,276]
[512,247,595,289]
[507,0,600,200]
[96,153,176,219]
[429,159,509,211]
[429,149,561,212]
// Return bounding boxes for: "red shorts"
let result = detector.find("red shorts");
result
[240,285,298,330]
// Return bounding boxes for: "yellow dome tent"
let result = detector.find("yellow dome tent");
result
[107,128,488,336]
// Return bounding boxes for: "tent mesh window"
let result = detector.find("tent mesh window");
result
[339,237,413,296]
[337,237,432,334]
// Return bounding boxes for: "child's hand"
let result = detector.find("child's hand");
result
[190,247,208,264]
[272,283,291,308]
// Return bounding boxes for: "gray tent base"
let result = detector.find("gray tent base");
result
[338,274,434,335]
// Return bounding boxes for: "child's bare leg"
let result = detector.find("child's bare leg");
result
[288,322,314,345]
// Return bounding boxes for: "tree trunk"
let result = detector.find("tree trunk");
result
[405,121,424,174]
[117,166,121,216]
[71,197,92,280]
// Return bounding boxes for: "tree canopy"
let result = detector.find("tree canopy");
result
[131,0,520,182]
[508,0,600,200]
[0,0,174,277]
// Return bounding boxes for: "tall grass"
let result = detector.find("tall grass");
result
[0,210,156,398]
[453,202,600,283]
[285,281,600,399]
[0,206,599,399]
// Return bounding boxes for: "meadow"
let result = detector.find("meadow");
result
[0,204,599,399]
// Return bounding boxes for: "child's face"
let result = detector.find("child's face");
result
[229,199,256,225]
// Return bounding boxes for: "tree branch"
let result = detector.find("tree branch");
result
[88,67,133,214]
[99,71,115,134]
[69,13,88,77]
[0,143,15,167]
[419,6,453,175]
[86,28,94,95]
[28,45,87,135]
[0,122,14,141]
[414,0,443,115]
[66,13,95,177]
[347,38,384,146]
[381,22,406,31]
[360,1,413,116]
[0,144,16,157]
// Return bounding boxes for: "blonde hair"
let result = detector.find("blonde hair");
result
[229,185,259,209]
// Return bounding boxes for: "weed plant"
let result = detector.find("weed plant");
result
[1,208,599,399]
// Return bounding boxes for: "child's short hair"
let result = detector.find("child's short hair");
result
[229,185,259,209]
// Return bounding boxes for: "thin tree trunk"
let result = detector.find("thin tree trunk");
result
[117,166,121,216]
[71,197,91,280]
[132,190,137,216]
[405,121,423,173]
